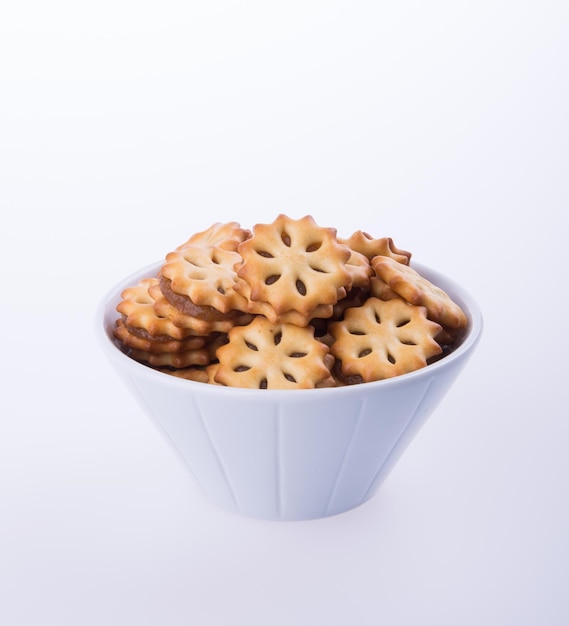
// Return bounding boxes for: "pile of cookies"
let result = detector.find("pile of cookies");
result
[113,214,467,389]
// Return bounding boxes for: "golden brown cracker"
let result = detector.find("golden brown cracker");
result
[214,316,332,389]
[116,277,197,340]
[236,214,352,323]
[371,256,467,329]
[329,297,442,382]
[159,245,248,314]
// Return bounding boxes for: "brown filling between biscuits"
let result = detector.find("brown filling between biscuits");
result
[159,275,244,322]
[120,316,182,343]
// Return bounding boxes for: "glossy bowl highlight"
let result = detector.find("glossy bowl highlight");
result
[97,261,482,521]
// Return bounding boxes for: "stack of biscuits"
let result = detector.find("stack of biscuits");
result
[113,214,468,389]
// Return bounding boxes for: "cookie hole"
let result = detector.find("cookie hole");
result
[396,318,411,327]
[283,373,297,383]
[245,341,258,351]
[281,232,291,247]
[349,329,365,336]
[273,332,282,346]
[233,365,251,372]
[400,340,416,346]
[265,274,281,285]
[375,313,381,324]
[387,353,396,364]
[256,249,274,258]
[358,348,372,358]
[309,265,327,274]
[296,279,307,296]
[217,286,226,295]
[259,378,268,389]
[289,352,307,358]
[306,242,322,252]
[183,254,204,267]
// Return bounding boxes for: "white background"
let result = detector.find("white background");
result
[1,1,568,625]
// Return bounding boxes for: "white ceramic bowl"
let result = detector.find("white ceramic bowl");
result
[96,261,482,521]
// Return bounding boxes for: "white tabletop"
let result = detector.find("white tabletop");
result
[1,2,568,625]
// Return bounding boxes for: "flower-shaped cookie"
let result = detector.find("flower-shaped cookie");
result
[329,297,442,382]
[116,277,197,340]
[236,214,352,324]
[371,256,467,329]
[159,245,248,314]
[214,316,331,389]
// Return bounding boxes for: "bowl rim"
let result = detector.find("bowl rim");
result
[95,260,483,399]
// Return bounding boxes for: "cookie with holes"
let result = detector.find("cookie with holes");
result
[235,214,352,325]
[371,255,467,329]
[214,315,332,389]
[159,244,249,315]
[116,277,200,340]
[233,275,334,325]
[329,297,442,382]
[149,281,252,336]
